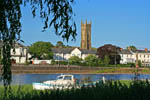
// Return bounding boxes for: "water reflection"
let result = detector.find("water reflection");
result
[0,74,150,85]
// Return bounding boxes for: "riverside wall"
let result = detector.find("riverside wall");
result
[0,64,149,74]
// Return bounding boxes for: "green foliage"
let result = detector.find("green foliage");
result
[0,49,1,58]
[56,41,64,48]
[51,60,68,65]
[127,45,137,51]
[0,0,22,88]
[91,47,97,51]
[69,56,82,65]
[104,55,110,66]
[29,41,53,60]
[117,63,135,67]
[1,81,150,100]
[0,0,76,90]
[138,60,142,67]
[85,55,100,66]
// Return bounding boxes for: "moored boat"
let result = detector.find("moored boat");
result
[32,74,105,90]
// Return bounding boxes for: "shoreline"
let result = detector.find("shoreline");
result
[10,73,148,75]
[8,70,150,75]
[1,65,150,74]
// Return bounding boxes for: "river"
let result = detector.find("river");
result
[1,74,150,85]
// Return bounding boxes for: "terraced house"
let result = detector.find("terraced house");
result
[119,48,150,66]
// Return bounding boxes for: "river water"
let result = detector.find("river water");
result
[1,74,150,85]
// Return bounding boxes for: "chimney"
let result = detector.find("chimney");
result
[120,48,123,51]
[145,48,148,52]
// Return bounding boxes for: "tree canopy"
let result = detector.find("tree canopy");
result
[0,0,76,87]
[84,55,99,66]
[56,41,64,48]
[103,55,110,66]
[97,44,121,64]
[127,45,137,51]
[29,41,53,60]
[69,56,82,65]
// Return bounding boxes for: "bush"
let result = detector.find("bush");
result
[51,60,68,65]
[84,55,100,66]
[68,56,82,65]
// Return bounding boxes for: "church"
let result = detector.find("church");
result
[52,20,96,61]
[81,20,92,50]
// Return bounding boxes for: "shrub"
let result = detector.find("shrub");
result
[84,55,99,66]
[68,56,82,65]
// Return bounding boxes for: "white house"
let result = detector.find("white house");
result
[0,42,29,64]
[11,42,28,64]
[52,48,96,61]
[119,49,150,66]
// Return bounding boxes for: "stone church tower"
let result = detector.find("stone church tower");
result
[81,20,91,50]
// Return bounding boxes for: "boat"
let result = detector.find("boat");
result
[33,74,77,90]
[32,74,105,90]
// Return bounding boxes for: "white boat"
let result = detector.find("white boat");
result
[33,74,106,90]
[33,74,77,90]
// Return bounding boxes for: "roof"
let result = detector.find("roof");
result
[132,50,150,54]
[51,48,74,54]
[119,49,132,54]
[0,41,25,48]
[14,42,26,48]
[51,48,96,54]
[79,48,97,54]
[119,49,150,54]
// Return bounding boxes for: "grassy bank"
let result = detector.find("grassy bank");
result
[0,80,150,100]
[96,68,150,74]
[1,65,150,74]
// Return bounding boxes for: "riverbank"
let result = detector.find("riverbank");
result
[0,65,150,74]
[0,80,150,100]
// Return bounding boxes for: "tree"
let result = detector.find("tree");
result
[29,41,53,60]
[56,41,64,48]
[97,44,121,64]
[138,60,142,67]
[103,55,110,66]
[127,45,137,51]
[69,56,82,65]
[84,55,99,66]
[0,0,76,87]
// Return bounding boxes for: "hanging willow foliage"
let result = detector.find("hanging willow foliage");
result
[0,0,76,89]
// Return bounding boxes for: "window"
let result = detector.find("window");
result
[57,76,63,80]
[64,76,72,80]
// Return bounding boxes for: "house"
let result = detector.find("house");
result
[52,48,96,61]
[11,42,28,64]
[0,41,29,64]
[119,48,150,66]
[119,49,135,64]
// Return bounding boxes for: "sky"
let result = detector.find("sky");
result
[21,0,150,49]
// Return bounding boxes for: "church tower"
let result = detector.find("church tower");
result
[81,20,91,50]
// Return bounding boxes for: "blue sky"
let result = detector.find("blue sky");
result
[21,0,150,49]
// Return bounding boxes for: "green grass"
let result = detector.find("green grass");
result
[1,80,150,100]
[96,68,116,73]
